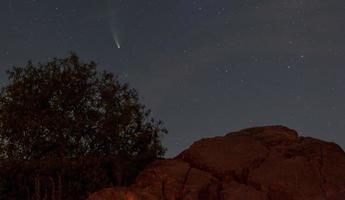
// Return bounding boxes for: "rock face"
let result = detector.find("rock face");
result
[88,126,345,200]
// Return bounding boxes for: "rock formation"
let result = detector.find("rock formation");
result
[88,126,345,200]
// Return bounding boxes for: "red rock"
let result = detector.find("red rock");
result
[88,126,345,200]
[87,187,140,200]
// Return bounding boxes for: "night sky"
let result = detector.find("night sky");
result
[1,0,345,157]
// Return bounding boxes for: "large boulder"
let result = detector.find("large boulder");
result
[88,126,345,200]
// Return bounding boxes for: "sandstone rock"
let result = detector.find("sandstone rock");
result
[87,187,140,200]
[88,126,345,200]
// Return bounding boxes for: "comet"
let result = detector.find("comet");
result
[105,0,122,49]
[112,31,121,49]
[115,39,121,49]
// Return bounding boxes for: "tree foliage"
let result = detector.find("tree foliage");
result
[0,53,167,199]
[0,53,166,160]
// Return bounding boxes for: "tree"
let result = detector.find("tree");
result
[0,53,166,160]
[0,53,167,199]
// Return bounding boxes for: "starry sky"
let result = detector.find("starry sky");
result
[1,0,345,157]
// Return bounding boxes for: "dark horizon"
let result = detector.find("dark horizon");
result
[1,0,345,157]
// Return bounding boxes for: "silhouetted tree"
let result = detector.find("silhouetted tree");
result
[0,53,167,199]
[0,53,166,160]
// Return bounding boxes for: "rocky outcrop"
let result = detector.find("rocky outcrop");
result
[88,126,345,200]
